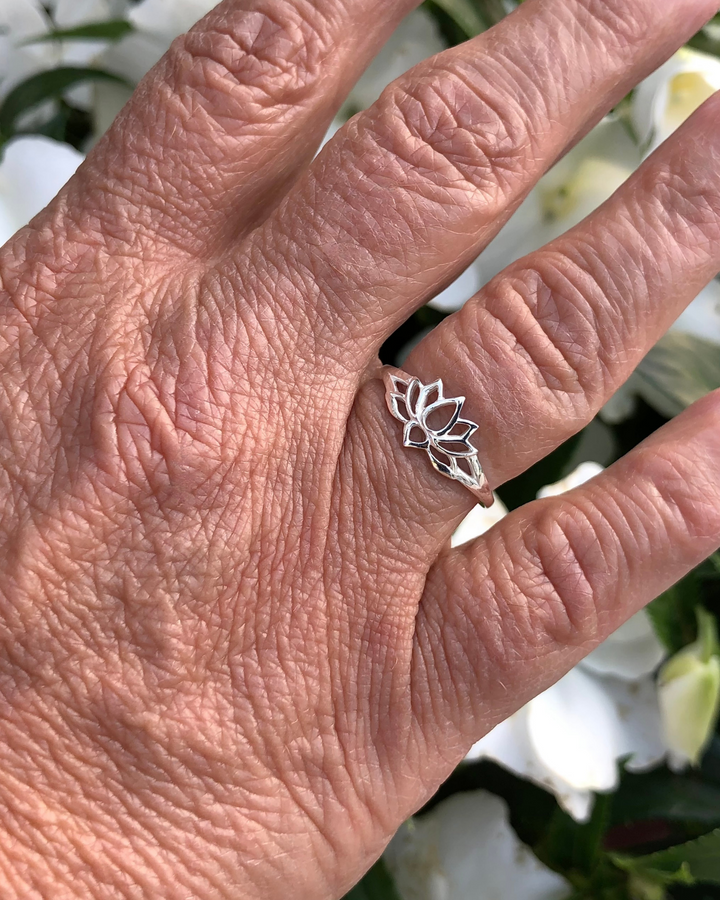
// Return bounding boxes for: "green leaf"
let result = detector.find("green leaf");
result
[613,828,720,886]
[426,0,488,37]
[648,571,702,655]
[478,0,517,25]
[0,67,127,141]
[688,15,720,58]
[23,20,134,44]
[634,333,720,420]
[536,793,613,876]
[612,769,720,828]
[343,859,402,900]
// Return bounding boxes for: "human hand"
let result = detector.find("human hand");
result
[1,0,720,896]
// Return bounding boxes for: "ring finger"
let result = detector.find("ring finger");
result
[340,92,720,572]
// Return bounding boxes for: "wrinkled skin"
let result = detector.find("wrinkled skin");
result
[2,0,720,896]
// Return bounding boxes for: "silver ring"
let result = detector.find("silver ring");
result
[383,367,494,509]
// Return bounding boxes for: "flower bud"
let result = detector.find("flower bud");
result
[658,609,720,769]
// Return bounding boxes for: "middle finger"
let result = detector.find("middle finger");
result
[220,0,718,369]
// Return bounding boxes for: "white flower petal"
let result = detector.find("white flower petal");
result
[527,669,620,793]
[385,791,571,900]
[98,30,165,83]
[427,259,484,313]
[580,610,666,681]
[474,192,544,287]
[0,137,83,245]
[466,709,595,822]
[96,0,215,93]
[633,49,720,153]
[451,499,508,547]
[536,462,604,499]
[600,675,667,772]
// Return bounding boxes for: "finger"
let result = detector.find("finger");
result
[66,0,418,256]
[228,0,718,363]
[341,89,720,575]
[410,389,720,756]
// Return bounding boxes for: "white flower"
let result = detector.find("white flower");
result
[458,463,668,821]
[451,495,509,547]
[658,608,720,770]
[385,790,571,900]
[536,461,604,499]
[467,628,667,822]
[632,48,720,155]
[582,609,667,683]
[0,135,83,246]
[342,8,445,115]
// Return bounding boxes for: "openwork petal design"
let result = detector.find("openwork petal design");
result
[389,392,411,424]
[415,380,443,418]
[383,369,494,508]
[421,397,463,437]
[405,378,423,419]
[403,421,430,450]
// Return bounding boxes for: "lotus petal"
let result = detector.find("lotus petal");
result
[415,380,443,417]
[403,421,429,450]
[405,378,422,419]
[389,392,410,424]
[389,374,409,395]
[421,397,463,436]
[427,445,456,478]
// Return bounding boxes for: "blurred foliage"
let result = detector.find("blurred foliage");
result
[344,861,402,900]
[0,66,126,148]
[635,335,720,421]
[688,15,720,56]
[24,20,135,43]
[0,16,132,151]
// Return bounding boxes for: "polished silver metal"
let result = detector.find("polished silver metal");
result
[383,368,494,508]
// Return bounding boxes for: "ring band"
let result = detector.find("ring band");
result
[383,367,494,508]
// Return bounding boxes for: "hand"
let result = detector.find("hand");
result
[1,0,720,896]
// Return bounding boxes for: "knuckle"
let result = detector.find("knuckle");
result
[451,252,615,422]
[506,500,612,654]
[579,0,657,55]
[359,60,538,207]
[649,163,720,254]
[166,6,332,118]
[628,442,720,545]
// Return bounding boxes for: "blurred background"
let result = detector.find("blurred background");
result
[1,1,719,898]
